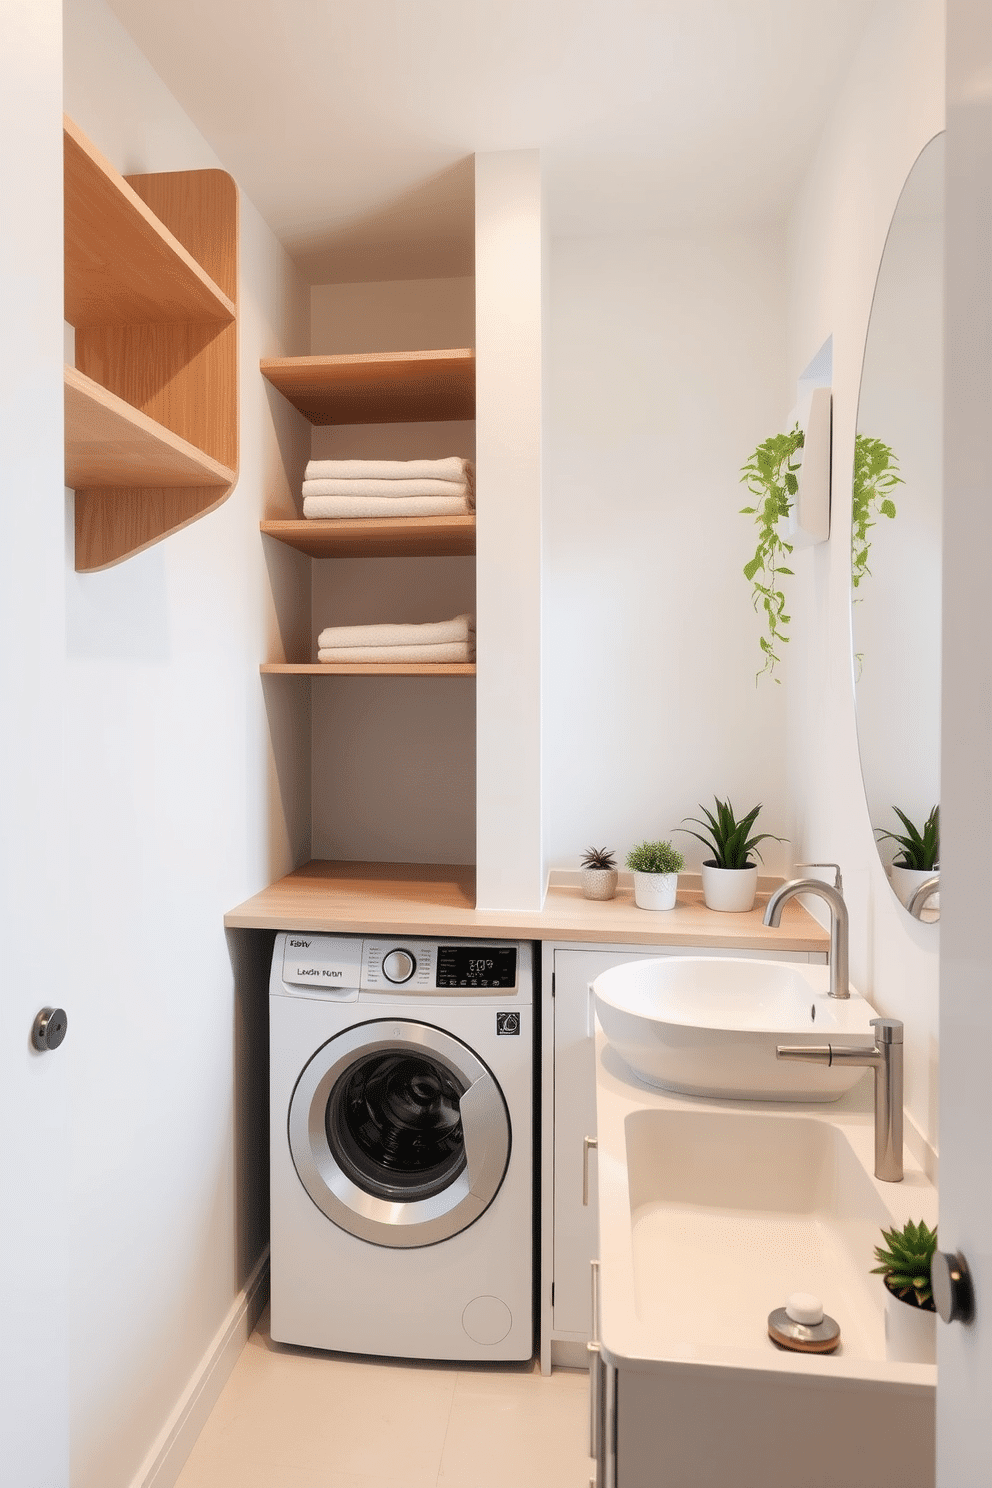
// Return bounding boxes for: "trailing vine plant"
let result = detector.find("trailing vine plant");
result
[851,433,901,678]
[851,433,901,593]
[739,424,805,682]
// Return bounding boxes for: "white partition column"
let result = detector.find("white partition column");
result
[474,150,544,910]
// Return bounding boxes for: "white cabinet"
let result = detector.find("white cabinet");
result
[541,941,827,1371]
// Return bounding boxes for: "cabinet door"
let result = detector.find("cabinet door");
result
[552,945,816,1341]
[553,948,660,1337]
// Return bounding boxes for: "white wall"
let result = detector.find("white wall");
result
[0,0,70,1482]
[544,227,791,876]
[308,278,477,865]
[785,0,944,1151]
[63,1,310,1484]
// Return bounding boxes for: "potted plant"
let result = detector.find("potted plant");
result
[677,796,784,912]
[875,805,939,911]
[871,1218,937,1364]
[625,841,685,911]
[580,847,619,901]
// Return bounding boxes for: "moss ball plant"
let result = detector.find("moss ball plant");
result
[625,841,685,875]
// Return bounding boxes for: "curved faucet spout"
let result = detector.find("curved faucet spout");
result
[763,877,850,999]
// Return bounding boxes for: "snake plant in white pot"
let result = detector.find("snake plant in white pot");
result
[677,797,784,912]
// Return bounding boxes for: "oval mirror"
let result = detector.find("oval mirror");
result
[852,133,943,923]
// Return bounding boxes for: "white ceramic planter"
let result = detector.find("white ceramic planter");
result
[700,861,758,913]
[581,867,619,901]
[889,864,940,915]
[884,1287,937,1364]
[633,871,678,911]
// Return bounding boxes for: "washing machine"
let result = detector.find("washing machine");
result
[269,931,534,1361]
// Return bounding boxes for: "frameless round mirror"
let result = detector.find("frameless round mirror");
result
[852,134,943,922]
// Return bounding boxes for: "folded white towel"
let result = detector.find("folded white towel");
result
[318,614,475,650]
[303,494,473,519]
[317,641,474,664]
[305,457,474,484]
[303,477,472,499]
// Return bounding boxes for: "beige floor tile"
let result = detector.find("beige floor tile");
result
[175,1315,456,1488]
[437,1363,591,1488]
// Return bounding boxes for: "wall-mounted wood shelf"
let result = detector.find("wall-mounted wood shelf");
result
[260,515,476,558]
[261,663,476,676]
[259,349,475,425]
[65,366,235,489]
[64,114,239,572]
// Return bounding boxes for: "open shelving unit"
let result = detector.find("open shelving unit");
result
[64,114,239,571]
[260,343,476,676]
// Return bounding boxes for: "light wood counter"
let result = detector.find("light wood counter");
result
[224,861,829,952]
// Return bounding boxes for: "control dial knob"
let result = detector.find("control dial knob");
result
[382,949,416,983]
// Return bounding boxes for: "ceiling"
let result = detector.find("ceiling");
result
[106,0,882,282]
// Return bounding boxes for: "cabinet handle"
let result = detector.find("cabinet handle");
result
[587,981,596,1038]
[583,1135,598,1206]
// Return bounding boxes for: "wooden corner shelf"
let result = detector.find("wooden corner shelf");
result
[65,366,235,489]
[64,114,239,572]
[259,349,475,425]
[260,663,477,676]
[260,515,476,558]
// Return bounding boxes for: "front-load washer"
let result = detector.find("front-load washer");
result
[269,931,534,1360]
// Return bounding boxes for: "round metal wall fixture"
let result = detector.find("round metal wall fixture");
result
[288,1019,510,1249]
[32,1007,68,1052]
[933,1250,974,1325]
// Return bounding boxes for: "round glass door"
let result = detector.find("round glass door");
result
[289,1019,510,1248]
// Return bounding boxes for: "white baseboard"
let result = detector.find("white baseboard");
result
[129,1248,270,1488]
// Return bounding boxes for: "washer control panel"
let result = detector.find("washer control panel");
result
[362,940,436,990]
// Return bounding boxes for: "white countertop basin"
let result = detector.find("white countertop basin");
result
[595,1030,938,1385]
[592,955,878,1100]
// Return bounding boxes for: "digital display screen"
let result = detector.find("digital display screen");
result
[436,946,517,989]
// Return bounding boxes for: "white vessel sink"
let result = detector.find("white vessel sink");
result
[592,956,878,1100]
[594,1069,937,1488]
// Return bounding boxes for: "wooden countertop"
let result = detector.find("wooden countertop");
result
[224,861,829,952]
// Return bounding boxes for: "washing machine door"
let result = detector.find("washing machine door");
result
[288,1019,511,1248]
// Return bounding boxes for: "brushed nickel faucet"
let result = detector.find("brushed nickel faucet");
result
[907,875,940,920]
[777,1018,904,1182]
[763,871,850,999]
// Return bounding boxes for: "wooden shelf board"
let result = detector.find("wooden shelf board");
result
[260,349,475,425]
[64,116,235,329]
[261,662,477,676]
[260,515,476,558]
[224,861,831,948]
[65,365,235,489]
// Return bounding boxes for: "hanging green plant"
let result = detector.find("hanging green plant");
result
[739,424,805,682]
[851,433,901,592]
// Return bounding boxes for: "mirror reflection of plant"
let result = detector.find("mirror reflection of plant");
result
[739,425,804,682]
[852,433,902,594]
[874,804,939,872]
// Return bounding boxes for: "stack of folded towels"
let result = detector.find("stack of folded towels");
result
[302,457,475,519]
[316,613,476,665]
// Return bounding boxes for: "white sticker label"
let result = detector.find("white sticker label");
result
[282,935,363,989]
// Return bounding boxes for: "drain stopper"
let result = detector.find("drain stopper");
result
[768,1293,841,1353]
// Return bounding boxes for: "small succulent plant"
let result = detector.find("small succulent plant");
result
[581,847,617,871]
[625,841,685,875]
[875,805,939,873]
[871,1219,938,1310]
[676,796,784,871]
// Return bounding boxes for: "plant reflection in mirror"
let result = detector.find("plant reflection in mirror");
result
[874,804,939,873]
[739,424,805,682]
[852,434,901,591]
